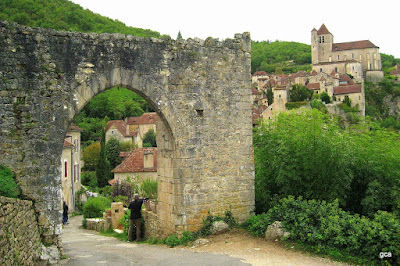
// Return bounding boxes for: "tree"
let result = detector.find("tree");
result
[320,91,331,104]
[289,84,313,102]
[82,142,101,171]
[177,30,182,40]
[253,109,353,213]
[105,138,122,169]
[142,129,157,147]
[96,131,111,187]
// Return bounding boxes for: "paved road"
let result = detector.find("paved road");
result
[61,215,249,265]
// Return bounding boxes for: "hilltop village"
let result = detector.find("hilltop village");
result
[252,24,384,123]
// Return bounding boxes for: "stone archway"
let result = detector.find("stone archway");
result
[0,20,254,249]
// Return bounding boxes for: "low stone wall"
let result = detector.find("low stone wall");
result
[0,196,42,265]
[143,209,163,239]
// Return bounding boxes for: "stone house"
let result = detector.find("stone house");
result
[126,112,157,148]
[311,24,383,82]
[111,147,157,184]
[105,112,157,148]
[61,123,82,213]
[105,120,137,145]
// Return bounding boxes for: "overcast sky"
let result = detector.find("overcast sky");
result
[70,0,399,58]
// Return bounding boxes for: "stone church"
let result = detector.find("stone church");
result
[311,24,384,82]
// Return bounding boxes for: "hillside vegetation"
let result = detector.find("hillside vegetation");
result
[0,0,161,37]
[251,41,311,74]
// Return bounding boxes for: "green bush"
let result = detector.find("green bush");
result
[81,171,97,187]
[0,164,21,198]
[82,196,111,218]
[243,196,400,265]
[285,101,308,110]
[140,179,157,199]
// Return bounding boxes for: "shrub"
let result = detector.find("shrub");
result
[140,179,157,199]
[0,164,21,198]
[285,101,308,110]
[81,171,97,187]
[243,196,400,265]
[112,180,133,200]
[82,196,112,218]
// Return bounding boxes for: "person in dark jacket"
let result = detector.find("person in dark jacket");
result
[128,194,146,241]
[63,201,69,225]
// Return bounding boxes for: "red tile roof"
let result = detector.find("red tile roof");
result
[311,70,318,76]
[307,83,320,90]
[339,74,355,85]
[332,40,378,51]
[112,148,157,173]
[317,24,331,35]
[251,86,261,95]
[127,113,157,125]
[333,85,362,95]
[63,139,74,148]
[68,123,82,131]
[253,71,268,76]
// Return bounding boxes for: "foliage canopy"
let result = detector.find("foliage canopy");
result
[0,0,161,38]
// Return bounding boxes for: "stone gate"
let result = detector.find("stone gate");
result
[0,21,254,250]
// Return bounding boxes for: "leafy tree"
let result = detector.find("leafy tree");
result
[253,109,400,217]
[289,84,313,102]
[142,129,157,147]
[254,109,353,213]
[105,138,122,169]
[82,142,101,171]
[0,165,21,198]
[81,171,98,188]
[320,91,331,103]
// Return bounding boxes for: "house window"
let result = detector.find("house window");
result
[279,94,281,98]
[337,55,340,60]
[369,63,372,69]
[335,67,338,72]
[322,36,325,43]
[320,68,322,73]
[74,139,78,153]
[352,53,354,59]
[64,161,67,178]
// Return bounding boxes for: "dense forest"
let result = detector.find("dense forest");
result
[251,41,312,73]
[0,0,161,37]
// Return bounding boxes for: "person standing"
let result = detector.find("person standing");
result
[63,201,69,225]
[128,194,146,241]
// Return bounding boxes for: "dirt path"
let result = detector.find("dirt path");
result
[179,228,348,266]
[61,216,348,265]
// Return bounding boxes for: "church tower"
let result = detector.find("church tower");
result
[311,24,333,64]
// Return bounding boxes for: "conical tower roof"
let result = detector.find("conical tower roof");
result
[317,24,331,35]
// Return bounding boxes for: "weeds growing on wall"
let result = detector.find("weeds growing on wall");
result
[0,164,21,198]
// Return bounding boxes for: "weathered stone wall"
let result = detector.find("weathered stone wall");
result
[0,196,42,265]
[0,20,254,254]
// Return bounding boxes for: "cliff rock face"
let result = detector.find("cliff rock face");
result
[384,95,400,118]
[0,20,254,260]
